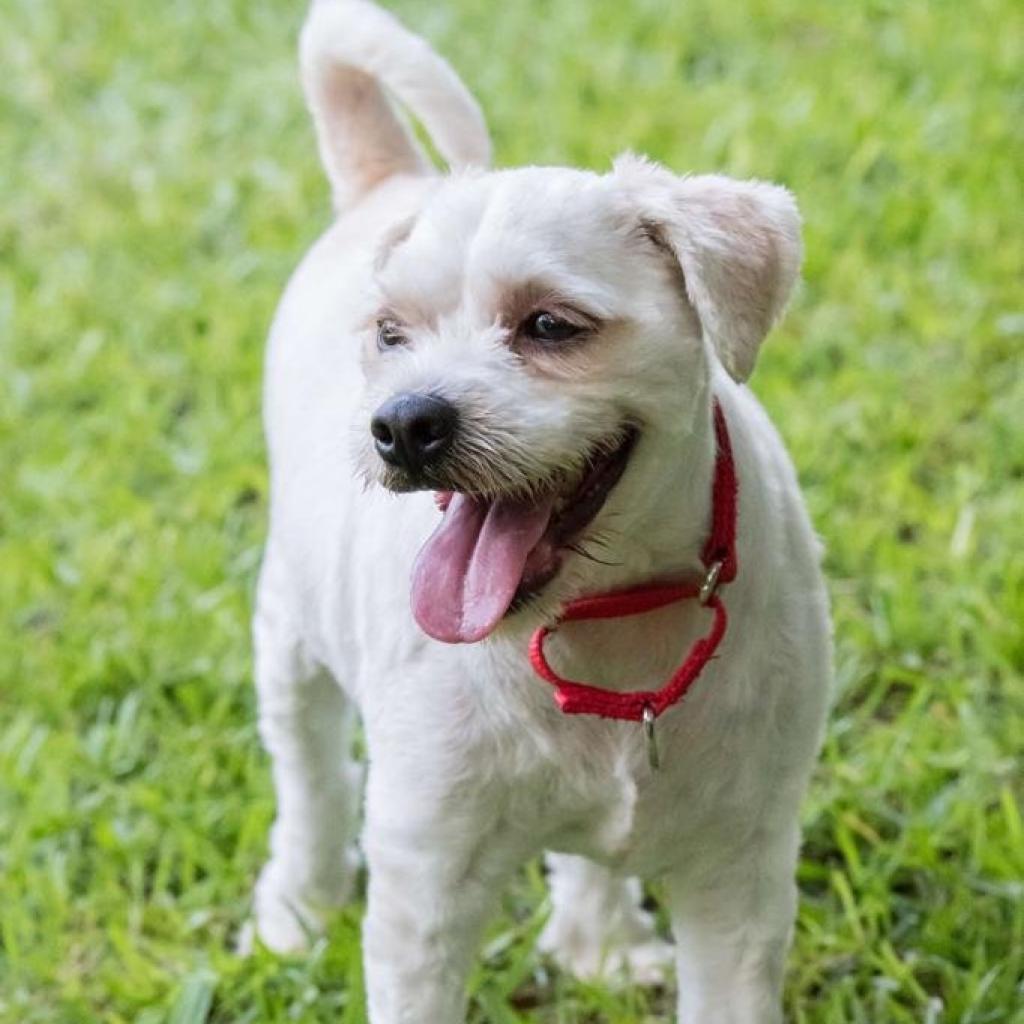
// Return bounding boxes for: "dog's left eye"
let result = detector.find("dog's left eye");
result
[376,317,408,350]
[523,311,583,344]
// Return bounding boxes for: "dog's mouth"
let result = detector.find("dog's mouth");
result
[411,426,638,643]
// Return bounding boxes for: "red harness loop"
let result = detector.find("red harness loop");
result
[528,400,738,723]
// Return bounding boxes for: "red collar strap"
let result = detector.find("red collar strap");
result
[528,399,738,726]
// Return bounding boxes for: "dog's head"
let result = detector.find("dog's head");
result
[355,156,801,643]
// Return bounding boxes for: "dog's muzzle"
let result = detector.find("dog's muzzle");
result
[370,392,458,478]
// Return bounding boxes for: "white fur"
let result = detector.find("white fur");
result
[300,0,490,211]
[248,4,832,1022]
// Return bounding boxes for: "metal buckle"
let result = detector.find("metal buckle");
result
[699,559,724,605]
[642,704,660,771]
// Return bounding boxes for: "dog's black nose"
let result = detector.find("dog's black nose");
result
[371,392,458,475]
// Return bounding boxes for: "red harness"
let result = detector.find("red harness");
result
[528,400,738,731]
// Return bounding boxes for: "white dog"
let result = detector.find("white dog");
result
[248,2,832,1021]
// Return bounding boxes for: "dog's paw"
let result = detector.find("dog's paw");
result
[537,910,674,987]
[599,937,676,986]
[239,856,356,956]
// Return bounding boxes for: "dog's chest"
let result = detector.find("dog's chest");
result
[499,702,720,876]
[544,769,657,871]
[453,612,738,869]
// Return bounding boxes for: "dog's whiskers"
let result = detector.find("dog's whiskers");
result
[567,541,623,568]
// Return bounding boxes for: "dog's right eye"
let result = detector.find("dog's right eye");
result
[522,311,584,344]
[376,317,408,350]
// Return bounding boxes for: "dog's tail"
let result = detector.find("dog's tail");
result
[299,0,492,212]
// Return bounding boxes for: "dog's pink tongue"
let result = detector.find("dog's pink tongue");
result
[411,493,555,643]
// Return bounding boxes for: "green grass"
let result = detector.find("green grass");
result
[1,0,1022,1020]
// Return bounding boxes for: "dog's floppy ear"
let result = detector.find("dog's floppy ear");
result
[617,156,802,381]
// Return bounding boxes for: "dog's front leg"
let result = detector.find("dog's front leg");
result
[361,766,524,1024]
[667,825,800,1024]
